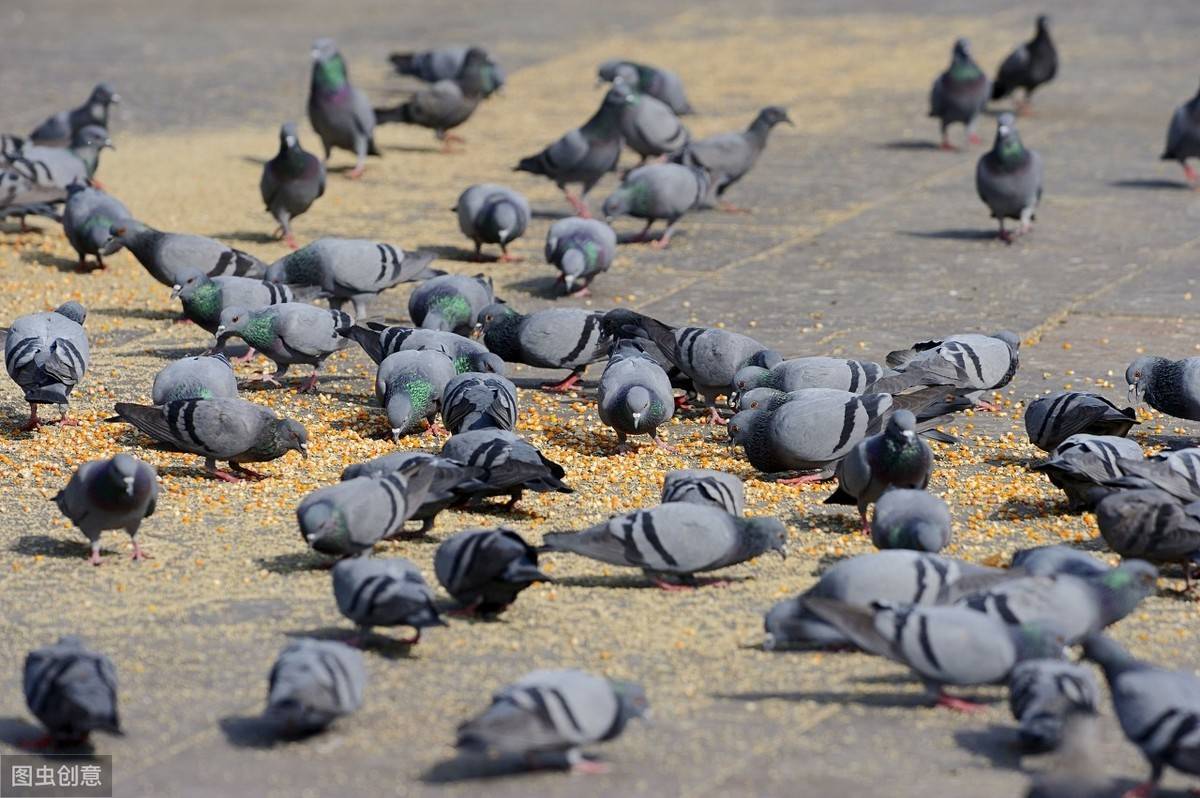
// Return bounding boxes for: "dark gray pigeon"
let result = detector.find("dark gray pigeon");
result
[435,527,549,616]
[173,268,301,334]
[825,410,934,527]
[24,636,121,746]
[870,488,951,553]
[409,273,494,335]
[1010,545,1112,579]
[544,216,617,296]
[598,59,692,115]
[28,84,119,147]
[375,48,501,150]
[103,220,267,287]
[441,371,518,433]
[1025,391,1138,452]
[1162,80,1200,186]
[456,669,648,773]
[1101,448,1200,503]
[375,349,458,439]
[671,106,791,210]
[299,463,438,555]
[151,353,238,404]
[260,122,325,249]
[440,429,572,507]
[732,356,886,403]
[929,39,990,150]
[598,340,674,450]
[1009,658,1099,753]
[332,556,443,644]
[1095,489,1200,588]
[389,46,505,95]
[871,331,1021,407]
[613,81,689,164]
[661,468,744,516]
[454,183,530,261]
[340,451,482,535]
[337,322,502,373]
[1127,355,1200,421]
[308,38,378,179]
[1030,433,1144,511]
[602,162,709,249]
[976,113,1044,242]
[3,301,89,429]
[215,304,351,392]
[54,453,157,565]
[61,182,130,271]
[264,638,364,735]
[112,398,307,482]
[991,15,1058,112]
[477,303,612,392]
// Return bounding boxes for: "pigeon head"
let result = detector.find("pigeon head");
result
[298,500,347,554]
[101,219,146,254]
[732,364,770,396]
[107,453,141,497]
[609,679,650,728]
[53,301,87,325]
[170,268,210,300]
[993,114,1026,163]
[756,106,794,129]
[311,38,339,63]
[480,197,524,245]
[1125,356,1163,404]
[992,330,1022,351]
[603,82,638,109]
[1093,560,1158,623]
[91,83,120,106]
[274,418,309,459]
[385,391,419,441]
[215,306,253,342]
[475,302,518,336]
[621,385,655,430]
[311,39,348,92]
[559,248,588,288]
[737,387,786,412]
[72,124,113,150]
[1036,14,1051,33]
[597,59,633,84]
[740,516,789,560]
[460,48,503,96]
[278,122,301,151]
[886,409,918,441]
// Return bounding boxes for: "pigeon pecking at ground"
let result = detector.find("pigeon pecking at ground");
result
[1094,488,1200,589]
[870,331,1021,409]
[598,59,693,115]
[671,106,792,212]
[260,122,325,249]
[991,15,1058,114]
[1030,433,1145,511]
[870,487,952,553]
[3,300,89,430]
[544,216,617,297]
[172,268,304,334]
[215,304,351,392]
[23,636,122,748]
[660,468,745,515]
[434,527,549,616]
[1024,390,1138,452]
[440,371,518,433]
[263,638,365,736]
[731,356,888,405]
[298,463,439,556]
[337,322,502,373]
[439,428,573,508]
[975,113,1044,242]
[331,556,444,645]
[929,38,990,151]
[453,183,530,262]
[340,451,482,536]
[54,453,158,565]
[28,83,120,147]
[602,162,709,249]
[374,348,458,439]
[476,302,612,392]
[409,273,495,336]
[307,38,378,179]
[597,340,675,451]
[61,181,131,271]
[1008,658,1100,753]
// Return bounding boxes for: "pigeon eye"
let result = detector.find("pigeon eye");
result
[750,401,759,409]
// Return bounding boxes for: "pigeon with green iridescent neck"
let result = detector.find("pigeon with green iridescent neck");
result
[661,469,744,515]
[1162,80,1200,186]
[929,39,990,150]
[61,182,130,271]
[376,349,457,440]
[598,59,692,115]
[435,527,548,616]
[441,372,517,433]
[992,15,1058,113]
[454,183,530,262]
[731,357,887,404]
[4,301,89,430]
[598,340,674,451]
[613,81,689,164]
[440,429,572,507]
[375,48,501,151]
[545,216,617,297]
[976,113,1043,242]
[54,453,157,566]
[408,273,494,336]
[870,488,951,553]
[172,268,303,334]
[602,162,708,249]
[476,303,612,392]
[264,638,364,736]
[215,304,350,392]
[825,410,934,529]
[28,83,120,148]
[1025,391,1138,452]
[389,46,505,97]
[333,556,444,645]
[102,220,267,287]
[337,322,502,373]
[151,354,238,404]
[671,106,792,211]
[260,122,325,249]
[23,636,121,748]
[308,38,378,179]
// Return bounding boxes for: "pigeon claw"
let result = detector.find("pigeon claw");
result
[707,407,728,426]
[570,759,611,775]
[1121,782,1156,798]
[542,372,582,393]
[206,467,246,483]
[777,473,827,486]
[968,133,983,146]
[935,693,987,713]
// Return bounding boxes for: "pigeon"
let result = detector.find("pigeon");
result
[1030,433,1145,511]
[215,304,351,392]
[732,357,888,405]
[1082,633,1200,797]
[1025,391,1138,452]
[3,301,89,429]
[172,268,301,334]
[340,451,482,535]
[454,183,530,261]
[61,182,131,271]
[613,81,689,164]
[264,638,364,735]
[441,371,518,433]
[1162,79,1200,186]
[151,354,238,404]
[991,15,1058,112]
[1101,448,1200,503]
[870,331,1021,407]
[332,557,443,644]
[28,83,120,147]
[515,86,626,217]
[308,38,378,179]
[1095,489,1200,588]
[24,636,121,747]
[929,39,990,150]
[544,216,618,296]
[102,221,267,287]
[825,410,934,527]
[976,113,1044,242]
[598,59,693,115]
[670,106,791,212]
[375,349,458,439]
[54,453,158,566]
[1127,355,1200,421]
[1,126,113,222]
[260,122,325,249]
[598,340,675,450]
[763,550,1015,650]
[389,46,505,95]
[265,237,439,319]
[440,429,572,507]
[337,322,503,373]
[1009,659,1100,753]
[375,48,501,150]
[541,503,786,588]
[112,398,308,482]
[409,273,494,335]
[477,303,612,392]
[1010,545,1112,579]
[660,468,744,516]
[870,488,952,553]
[299,464,439,555]
[434,527,549,615]
[456,669,648,773]
[602,162,709,249]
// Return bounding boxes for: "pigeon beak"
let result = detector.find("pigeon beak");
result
[631,411,643,427]
[215,325,226,336]
[110,93,122,104]
[638,708,655,727]
[563,274,576,292]
[728,391,740,408]
[123,475,135,496]
[783,115,795,127]
[470,324,483,340]
[391,428,402,443]
[498,229,510,241]
[298,442,309,459]
[170,284,183,299]
[1128,383,1140,404]
[998,124,1011,137]
[103,138,115,150]
[902,430,915,441]
[777,545,788,561]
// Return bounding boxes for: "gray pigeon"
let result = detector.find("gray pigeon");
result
[308,38,378,179]
[976,113,1044,242]
[661,468,744,516]
[456,669,648,772]
[151,353,238,404]
[613,81,689,164]
[872,331,1021,407]
[544,216,617,296]
[541,503,786,587]
[1030,433,1145,511]
[409,273,494,335]
[434,527,549,616]
[265,237,439,319]
[1082,633,1200,796]
[1127,355,1200,421]
[1162,80,1200,186]
[1010,545,1112,579]
[332,556,443,644]
[61,182,131,271]
[215,304,351,391]
[515,87,627,218]
[441,371,518,433]
[112,398,307,482]
[454,183,530,261]
[598,59,693,115]
[3,301,89,429]
[991,15,1058,112]
[172,268,300,334]
[264,638,364,735]
[260,122,325,249]
[1009,659,1099,752]
[340,451,482,535]
[477,303,612,392]
[602,162,709,249]
[24,636,121,746]
[28,84,119,147]
[1095,489,1200,588]
[825,410,934,527]
[1,126,112,223]
[598,340,674,450]
[54,453,157,565]
[375,349,458,439]
[1025,391,1138,452]
[375,48,501,149]
[389,46,506,95]
[1101,448,1200,503]
[870,488,951,552]
[440,429,572,507]
[102,220,267,287]
[337,322,502,373]
[299,464,439,556]
[929,39,990,150]
[731,356,887,403]
[670,106,791,210]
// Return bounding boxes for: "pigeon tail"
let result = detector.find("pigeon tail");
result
[514,152,549,176]
[374,103,415,125]
[388,52,418,76]
[335,324,385,363]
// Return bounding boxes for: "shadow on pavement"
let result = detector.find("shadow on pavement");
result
[901,228,997,241]
[209,230,277,245]
[1108,178,1192,191]
[953,725,1025,771]
[284,627,417,660]
[417,244,492,263]
[19,249,78,273]
[9,535,90,559]
[880,139,942,151]
[421,752,576,783]
[0,717,101,756]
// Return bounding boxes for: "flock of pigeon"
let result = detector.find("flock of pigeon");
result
[4,13,1200,797]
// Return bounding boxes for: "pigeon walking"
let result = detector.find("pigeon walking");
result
[375,48,501,150]
[976,113,1044,242]
[598,59,693,115]
[1162,80,1200,186]
[264,639,364,735]
[476,303,612,392]
[1031,433,1145,511]
[215,304,351,392]
[54,453,157,565]
[671,106,791,211]
[24,636,121,747]
[454,183,530,262]
[598,340,674,451]
[308,38,378,179]
[151,354,238,404]
[929,39,990,150]
[871,488,952,552]
[61,182,131,271]
[375,349,458,439]
[1025,391,1138,452]
[1009,659,1099,753]
[409,273,494,335]
[661,469,744,515]
[103,221,266,287]
[1127,355,1200,421]
[28,84,119,147]
[602,162,709,249]
[260,122,325,249]
[441,371,518,433]
[614,82,689,164]
[389,46,505,95]
[440,429,572,507]
[337,322,501,372]
[544,216,617,296]
[435,527,549,616]
[332,557,443,644]
[3,301,89,429]
[991,15,1058,113]
[299,465,439,555]
[172,269,301,334]
[825,410,934,528]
